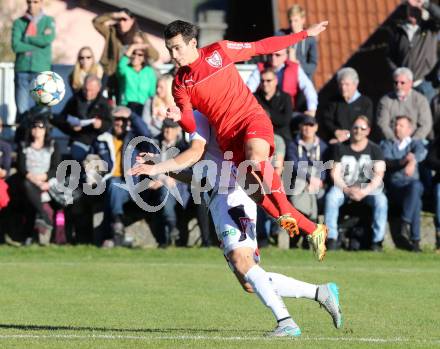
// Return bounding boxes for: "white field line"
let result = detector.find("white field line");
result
[0,333,439,344]
[0,261,439,275]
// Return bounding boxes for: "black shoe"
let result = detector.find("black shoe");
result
[411,240,422,253]
[371,242,383,252]
[327,238,339,251]
[400,222,411,242]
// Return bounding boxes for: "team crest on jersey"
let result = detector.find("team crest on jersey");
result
[206,50,222,68]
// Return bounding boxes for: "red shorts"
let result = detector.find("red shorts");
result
[218,113,275,165]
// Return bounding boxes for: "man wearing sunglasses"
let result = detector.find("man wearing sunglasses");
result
[377,67,432,141]
[11,0,55,123]
[324,115,388,251]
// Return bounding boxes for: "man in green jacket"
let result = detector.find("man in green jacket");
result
[11,0,55,122]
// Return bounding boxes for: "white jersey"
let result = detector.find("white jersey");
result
[190,111,259,258]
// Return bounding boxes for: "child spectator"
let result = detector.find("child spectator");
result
[277,4,318,80]
[142,74,175,137]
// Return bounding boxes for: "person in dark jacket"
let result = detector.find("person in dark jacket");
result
[11,0,55,122]
[53,74,112,163]
[254,67,293,143]
[91,106,151,246]
[386,0,440,102]
[319,67,373,143]
[426,136,440,250]
[17,117,61,244]
[0,119,12,180]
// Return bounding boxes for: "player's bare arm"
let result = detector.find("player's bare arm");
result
[128,138,207,177]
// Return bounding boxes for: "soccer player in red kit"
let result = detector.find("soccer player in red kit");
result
[164,20,328,260]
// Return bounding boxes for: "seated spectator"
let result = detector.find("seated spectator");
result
[149,119,188,248]
[0,119,12,212]
[17,117,61,245]
[116,43,157,115]
[286,115,328,224]
[377,67,432,141]
[386,0,440,103]
[254,67,293,143]
[69,46,104,93]
[324,116,388,251]
[276,4,318,80]
[430,92,440,138]
[142,74,175,137]
[427,136,440,251]
[0,119,12,180]
[93,8,159,98]
[53,75,112,163]
[91,106,151,246]
[319,67,373,143]
[381,115,427,252]
[247,48,317,115]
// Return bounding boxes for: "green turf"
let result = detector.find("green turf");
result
[0,246,439,348]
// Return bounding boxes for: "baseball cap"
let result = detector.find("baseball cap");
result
[299,115,318,125]
[162,118,180,128]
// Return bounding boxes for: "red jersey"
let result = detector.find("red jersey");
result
[172,31,308,140]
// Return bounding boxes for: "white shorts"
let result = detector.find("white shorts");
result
[205,186,260,264]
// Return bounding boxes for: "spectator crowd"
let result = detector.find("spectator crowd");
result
[1,0,440,253]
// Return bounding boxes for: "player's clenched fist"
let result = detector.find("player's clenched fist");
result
[166,106,182,122]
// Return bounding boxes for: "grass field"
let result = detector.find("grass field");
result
[0,246,439,349]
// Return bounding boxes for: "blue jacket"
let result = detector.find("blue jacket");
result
[380,138,427,186]
[91,113,151,182]
[285,135,329,182]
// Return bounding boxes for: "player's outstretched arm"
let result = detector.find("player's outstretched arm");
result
[253,20,328,56]
[127,139,206,177]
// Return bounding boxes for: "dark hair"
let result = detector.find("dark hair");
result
[261,67,277,76]
[395,115,413,125]
[164,20,198,43]
[25,116,52,148]
[120,8,134,18]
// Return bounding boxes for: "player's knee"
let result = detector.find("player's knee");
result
[228,250,255,277]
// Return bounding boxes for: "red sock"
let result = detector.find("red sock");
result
[258,161,316,235]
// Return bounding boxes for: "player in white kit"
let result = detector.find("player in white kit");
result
[129,112,342,337]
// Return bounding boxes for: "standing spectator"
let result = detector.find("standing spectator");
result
[54,75,112,163]
[93,8,158,98]
[11,0,55,123]
[429,92,440,138]
[386,0,440,102]
[427,136,440,251]
[247,48,317,114]
[319,67,373,143]
[69,46,104,93]
[116,43,157,115]
[286,115,328,225]
[324,116,388,251]
[17,117,61,245]
[92,106,151,246]
[142,74,175,137]
[276,4,318,80]
[377,67,432,141]
[254,68,293,143]
[381,115,428,252]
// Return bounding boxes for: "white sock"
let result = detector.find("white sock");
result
[267,272,317,300]
[244,265,291,321]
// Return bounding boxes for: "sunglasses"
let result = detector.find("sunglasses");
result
[394,80,407,85]
[32,123,45,129]
[79,56,92,60]
[352,125,368,131]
